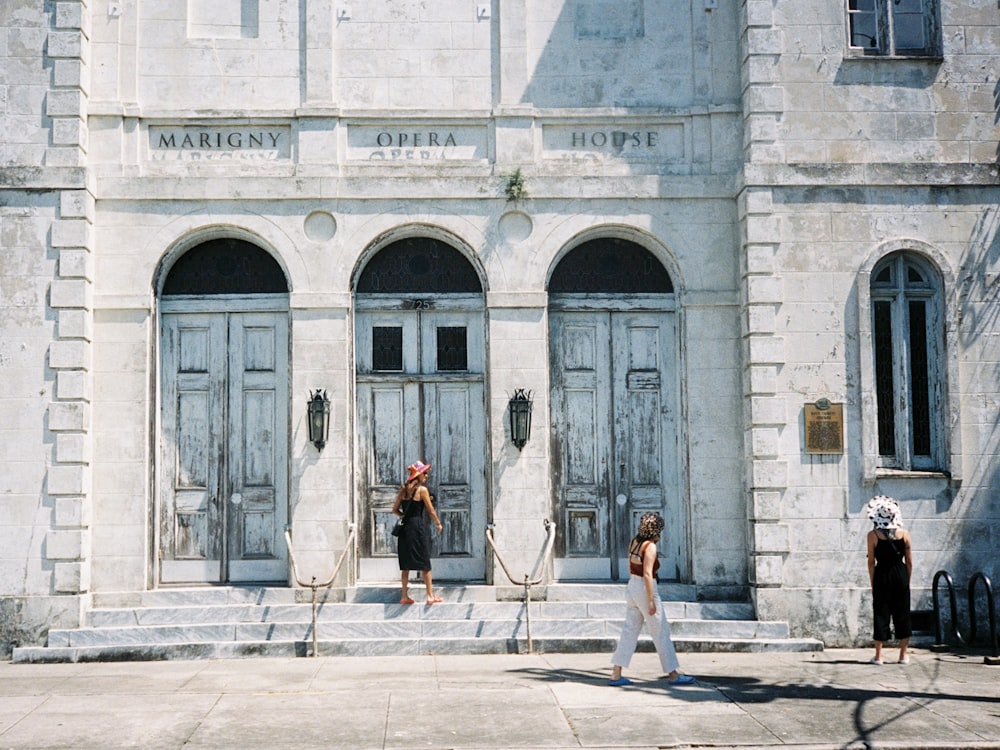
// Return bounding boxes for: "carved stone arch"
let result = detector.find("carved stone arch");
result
[353,225,485,295]
[860,237,954,288]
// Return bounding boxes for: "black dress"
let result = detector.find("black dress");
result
[872,534,911,642]
[396,497,432,571]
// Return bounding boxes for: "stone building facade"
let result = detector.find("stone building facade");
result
[1,0,998,654]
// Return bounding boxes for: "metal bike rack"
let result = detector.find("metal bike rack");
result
[485,519,556,653]
[932,569,999,664]
[284,523,357,657]
[932,570,966,650]
[968,572,1000,664]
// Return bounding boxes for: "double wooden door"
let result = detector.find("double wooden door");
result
[159,307,289,583]
[550,307,684,581]
[356,300,487,581]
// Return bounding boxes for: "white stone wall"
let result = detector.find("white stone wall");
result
[771,0,998,164]
[742,0,1000,644]
[1,0,92,652]
[9,0,998,654]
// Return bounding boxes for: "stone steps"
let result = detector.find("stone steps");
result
[11,584,824,663]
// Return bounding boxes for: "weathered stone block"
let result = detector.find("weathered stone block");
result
[54,561,90,593]
[47,464,90,496]
[57,370,91,401]
[751,458,788,488]
[49,339,90,369]
[48,401,88,432]
[753,522,789,553]
[54,496,90,527]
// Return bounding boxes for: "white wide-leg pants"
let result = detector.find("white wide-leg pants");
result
[610,574,680,674]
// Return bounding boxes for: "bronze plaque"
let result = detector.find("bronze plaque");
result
[804,400,844,454]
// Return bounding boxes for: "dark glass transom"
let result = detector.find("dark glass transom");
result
[356,237,482,294]
[162,239,288,295]
[548,238,673,294]
[372,327,404,371]
[436,327,468,371]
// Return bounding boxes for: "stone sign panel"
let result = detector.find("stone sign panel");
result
[542,123,684,163]
[148,125,292,161]
[347,124,488,162]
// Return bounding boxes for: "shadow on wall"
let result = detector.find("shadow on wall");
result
[522,0,696,109]
[921,205,1000,631]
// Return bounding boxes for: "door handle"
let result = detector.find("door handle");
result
[230,492,243,506]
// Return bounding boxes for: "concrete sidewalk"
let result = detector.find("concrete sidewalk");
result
[1,647,998,749]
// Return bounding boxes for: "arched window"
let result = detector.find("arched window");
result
[162,238,288,295]
[549,238,672,294]
[870,252,944,471]
[356,237,482,294]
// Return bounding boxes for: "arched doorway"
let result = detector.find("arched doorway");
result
[548,237,685,581]
[157,238,290,584]
[354,236,488,582]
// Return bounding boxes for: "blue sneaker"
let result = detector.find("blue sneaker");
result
[668,674,696,685]
[608,677,634,687]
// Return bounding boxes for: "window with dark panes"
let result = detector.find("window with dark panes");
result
[436,327,468,371]
[870,253,943,471]
[372,326,403,371]
[847,0,940,57]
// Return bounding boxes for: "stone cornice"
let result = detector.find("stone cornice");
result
[741,163,1000,188]
[0,167,87,190]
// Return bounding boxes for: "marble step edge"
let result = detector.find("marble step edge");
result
[86,600,754,627]
[48,619,791,648]
[12,635,824,664]
[89,582,706,609]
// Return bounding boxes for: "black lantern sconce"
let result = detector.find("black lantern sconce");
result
[508,389,533,450]
[307,389,331,451]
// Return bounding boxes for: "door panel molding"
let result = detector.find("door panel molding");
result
[551,309,685,582]
[159,310,289,584]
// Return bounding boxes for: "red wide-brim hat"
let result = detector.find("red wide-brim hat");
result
[407,461,431,481]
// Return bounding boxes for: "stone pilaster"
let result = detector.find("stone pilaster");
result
[46,1,94,595]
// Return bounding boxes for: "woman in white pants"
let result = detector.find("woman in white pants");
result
[609,512,696,686]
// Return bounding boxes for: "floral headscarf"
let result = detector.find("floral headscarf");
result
[866,495,902,535]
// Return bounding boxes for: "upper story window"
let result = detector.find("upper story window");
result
[870,252,944,471]
[847,0,941,57]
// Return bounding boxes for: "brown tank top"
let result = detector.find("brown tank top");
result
[628,541,660,577]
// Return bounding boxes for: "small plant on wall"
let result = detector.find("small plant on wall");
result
[503,167,528,203]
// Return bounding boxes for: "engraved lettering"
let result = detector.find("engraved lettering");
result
[428,133,440,146]
[182,134,195,148]
[572,132,587,147]
[158,134,176,148]
[377,132,392,147]
[268,133,280,147]
[227,132,242,147]
[249,132,263,147]
[647,132,658,147]
[591,132,607,147]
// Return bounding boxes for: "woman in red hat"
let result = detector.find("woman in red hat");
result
[391,461,444,604]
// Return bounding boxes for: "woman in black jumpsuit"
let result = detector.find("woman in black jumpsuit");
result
[866,495,913,665]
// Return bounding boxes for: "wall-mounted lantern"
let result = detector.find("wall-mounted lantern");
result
[307,389,331,451]
[508,389,533,450]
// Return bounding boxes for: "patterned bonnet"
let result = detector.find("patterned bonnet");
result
[866,495,902,531]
